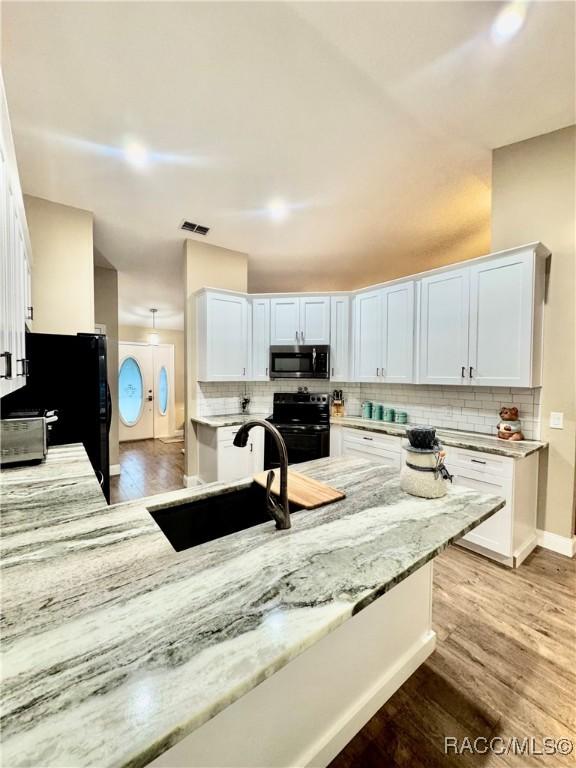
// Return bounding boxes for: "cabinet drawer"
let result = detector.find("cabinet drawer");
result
[217,425,243,443]
[446,447,513,479]
[342,427,402,451]
[342,441,402,469]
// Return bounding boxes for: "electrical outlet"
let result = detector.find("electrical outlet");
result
[549,412,564,429]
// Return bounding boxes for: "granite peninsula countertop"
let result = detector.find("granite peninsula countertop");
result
[191,413,270,428]
[1,445,504,768]
[331,416,546,458]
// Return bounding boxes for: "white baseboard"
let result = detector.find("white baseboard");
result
[109,464,121,477]
[173,429,184,438]
[537,529,576,558]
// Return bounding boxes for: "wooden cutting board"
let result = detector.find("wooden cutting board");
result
[253,470,345,509]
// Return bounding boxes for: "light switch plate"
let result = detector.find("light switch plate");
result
[549,412,564,429]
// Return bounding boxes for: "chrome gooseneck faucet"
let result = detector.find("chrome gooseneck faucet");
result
[233,418,291,530]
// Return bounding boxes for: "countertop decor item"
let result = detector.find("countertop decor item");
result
[497,406,525,441]
[372,403,384,420]
[361,401,373,419]
[383,407,395,422]
[400,426,453,499]
[395,411,408,424]
[253,469,345,509]
[331,390,345,417]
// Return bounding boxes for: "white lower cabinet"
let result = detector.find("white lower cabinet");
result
[197,424,264,484]
[336,423,539,567]
[340,427,402,470]
[449,447,539,566]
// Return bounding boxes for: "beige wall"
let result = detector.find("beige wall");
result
[94,267,120,467]
[184,239,249,478]
[119,325,185,432]
[25,195,95,334]
[492,125,576,539]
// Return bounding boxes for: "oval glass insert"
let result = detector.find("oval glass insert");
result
[118,357,144,426]
[158,366,168,415]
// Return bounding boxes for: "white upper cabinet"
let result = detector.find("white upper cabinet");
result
[354,290,382,382]
[354,282,415,383]
[270,298,300,344]
[418,246,546,387]
[197,291,249,382]
[251,298,270,381]
[299,296,330,344]
[270,296,330,345]
[418,268,470,385]
[329,296,350,381]
[1,76,32,398]
[381,281,414,382]
[468,251,538,387]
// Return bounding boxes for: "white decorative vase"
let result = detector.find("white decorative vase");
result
[400,448,449,499]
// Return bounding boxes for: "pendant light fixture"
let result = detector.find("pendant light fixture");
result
[148,308,160,346]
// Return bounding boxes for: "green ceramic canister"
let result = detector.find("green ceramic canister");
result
[383,407,395,422]
[395,411,408,424]
[361,401,373,419]
[372,403,384,420]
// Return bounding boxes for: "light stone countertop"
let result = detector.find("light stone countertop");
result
[1,444,504,768]
[190,414,545,458]
[332,417,546,458]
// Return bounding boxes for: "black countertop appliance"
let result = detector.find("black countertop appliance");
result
[2,332,111,502]
[265,391,330,469]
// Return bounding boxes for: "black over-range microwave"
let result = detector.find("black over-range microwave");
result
[269,345,330,379]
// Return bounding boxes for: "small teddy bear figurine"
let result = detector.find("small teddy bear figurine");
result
[497,406,524,441]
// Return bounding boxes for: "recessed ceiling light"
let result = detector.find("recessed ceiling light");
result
[491,2,527,44]
[267,199,289,222]
[124,139,149,169]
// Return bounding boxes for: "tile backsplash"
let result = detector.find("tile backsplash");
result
[196,381,541,440]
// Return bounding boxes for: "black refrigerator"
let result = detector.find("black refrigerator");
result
[2,332,111,502]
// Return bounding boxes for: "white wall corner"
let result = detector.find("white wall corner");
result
[110,464,121,477]
[537,529,576,558]
[183,474,203,488]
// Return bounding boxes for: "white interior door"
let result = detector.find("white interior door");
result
[119,344,154,441]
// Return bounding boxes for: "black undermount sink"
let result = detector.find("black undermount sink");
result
[148,483,302,552]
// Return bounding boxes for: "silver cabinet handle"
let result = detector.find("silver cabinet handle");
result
[471,458,486,465]
[1,352,13,379]
[469,366,474,378]
[331,367,334,377]
[265,367,268,376]
[376,367,380,377]
[250,443,253,453]
[362,436,373,441]
[295,331,299,342]
[301,331,305,343]
[461,366,466,378]
[243,367,246,376]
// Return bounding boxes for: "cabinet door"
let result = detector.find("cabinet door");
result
[300,296,330,344]
[270,298,300,344]
[381,281,414,383]
[218,440,253,483]
[419,268,470,385]
[453,472,513,557]
[330,296,350,381]
[353,291,382,382]
[468,253,534,387]
[251,298,270,380]
[205,293,248,381]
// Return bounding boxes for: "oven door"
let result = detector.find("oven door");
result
[269,346,329,379]
[265,425,330,469]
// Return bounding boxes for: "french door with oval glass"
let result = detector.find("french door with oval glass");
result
[118,343,175,441]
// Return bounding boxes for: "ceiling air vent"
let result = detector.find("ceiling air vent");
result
[181,220,210,235]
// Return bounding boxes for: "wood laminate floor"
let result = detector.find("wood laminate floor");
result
[110,439,185,504]
[330,545,576,768]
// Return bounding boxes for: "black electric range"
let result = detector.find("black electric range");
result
[265,391,330,469]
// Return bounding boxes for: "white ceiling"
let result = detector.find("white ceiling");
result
[3,2,574,330]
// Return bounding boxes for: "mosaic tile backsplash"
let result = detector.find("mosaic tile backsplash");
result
[197,381,541,440]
